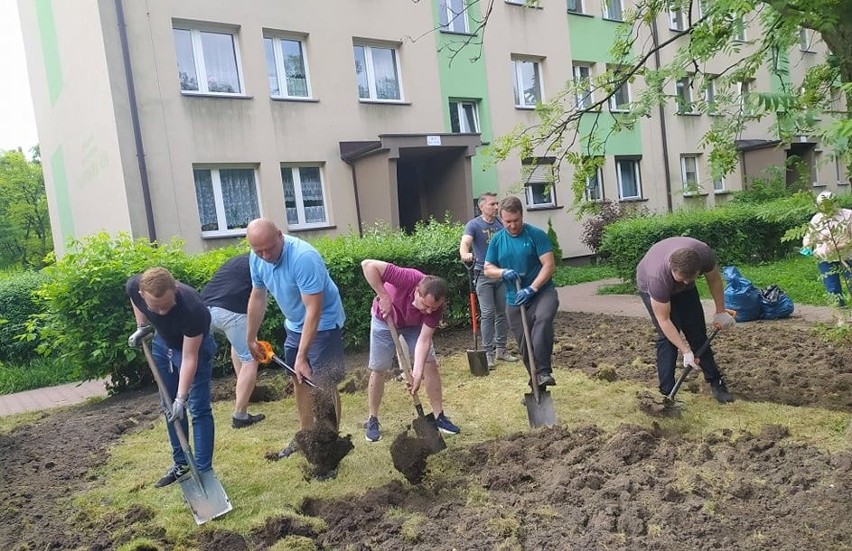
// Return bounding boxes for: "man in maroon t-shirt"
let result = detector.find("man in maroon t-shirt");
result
[636,237,736,403]
[360,259,460,442]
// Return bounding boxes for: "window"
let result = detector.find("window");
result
[676,77,698,114]
[585,166,603,201]
[603,0,623,21]
[449,100,480,133]
[505,0,525,4]
[567,0,584,14]
[194,167,259,235]
[705,77,718,114]
[173,26,243,94]
[512,58,543,108]
[353,44,403,101]
[713,175,725,192]
[523,158,557,208]
[732,17,746,41]
[835,155,847,185]
[799,28,814,52]
[281,166,328,229]
[668,9,686,31]
[440,0,469,33]
[573,64,593,108]
[608,66,630,112]
[615,158,642,199]
[680,155,700,192]
[736,79,752,110]
[263,35,311,99]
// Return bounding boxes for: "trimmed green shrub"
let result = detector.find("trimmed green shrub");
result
[598,195,820,282]
[0,269,48,363]
[546,217,563,262]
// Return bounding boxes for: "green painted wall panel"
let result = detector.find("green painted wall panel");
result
[35,0,63,105]
[432,0,498,197]
[50,146,75,240]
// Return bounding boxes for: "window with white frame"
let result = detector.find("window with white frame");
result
[713,175,725,192]
[573,64,593,108]
[585,166,603,201]
[603,0,623,21]
[440,0,470,33]
[523,158,557,208]
[449,100,480,133]
[512,58,543,108]
[732,16,746,41]
[263,35,311,99]
[615,157,642,199]
[173,26,243,94]
[281,165,328,229]
[353,44,403,101]
[736,79,752,110]
[608,66,631,112]
[799,28,814,52]
[567,0,584,14]
[194,167,259,235]
[835,155,847,184]
[680,155,700,192]
[811,151,823,186]
[705,77,718,114]
[668,9,686,31]
[676,77,698,114]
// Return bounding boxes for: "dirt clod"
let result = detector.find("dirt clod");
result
[389,431,430,484]
[291,388,354,478]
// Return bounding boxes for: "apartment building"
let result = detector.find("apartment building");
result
[18,0,847,259]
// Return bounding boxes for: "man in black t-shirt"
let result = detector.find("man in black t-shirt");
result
[202,253,265,429]
[126,267,217,488]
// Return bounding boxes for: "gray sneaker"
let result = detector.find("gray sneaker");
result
[496,348,518,362]
[486,352,496,369]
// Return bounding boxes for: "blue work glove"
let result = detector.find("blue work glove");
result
[501,269,519,283]
[127,324,154,347]
[515,286,536,306]
[167,394,187,422]
[799,247,813,257]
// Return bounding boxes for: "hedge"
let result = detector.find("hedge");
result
[597,194,829,282]
[0,270,48,363]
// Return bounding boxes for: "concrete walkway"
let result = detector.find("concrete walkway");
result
[0,279,839,417]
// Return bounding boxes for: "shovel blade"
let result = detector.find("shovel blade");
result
[467,350,489,377]
[523,391,557,428]
[412,414,446,454]
[178,468,233,525]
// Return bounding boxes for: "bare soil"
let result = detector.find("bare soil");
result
[1,312,851,550]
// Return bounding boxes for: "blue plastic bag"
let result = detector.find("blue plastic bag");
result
[722,266,763,322]
[760,284,794,319]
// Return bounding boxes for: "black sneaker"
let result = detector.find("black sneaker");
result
[536,372,556,387]
[710,379,734,403]
[155,464,189,488]
[232,413,266,429]
[276,439,300,459]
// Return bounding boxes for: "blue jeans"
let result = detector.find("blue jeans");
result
[506,286,559,375]
[152,332,216,472]
[475,272,509,352]
[818,260,851,306]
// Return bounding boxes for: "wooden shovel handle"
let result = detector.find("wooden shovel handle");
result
[385,317,425,409]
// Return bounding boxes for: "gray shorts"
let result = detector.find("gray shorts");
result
[368,316,436,372]
[208,306,254,363]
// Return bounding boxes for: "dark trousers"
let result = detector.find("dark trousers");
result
[506,286,559,375]
[640,287,722,395]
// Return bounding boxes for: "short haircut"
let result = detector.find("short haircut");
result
[669,248,701,278]
[478,192,497,206]
[499,196,523,215]
[139,267,177,297]
[418,275,449,302]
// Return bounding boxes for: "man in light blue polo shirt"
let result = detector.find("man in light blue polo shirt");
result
[245,218,346,461]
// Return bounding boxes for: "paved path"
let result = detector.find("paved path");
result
[0,280,839,417]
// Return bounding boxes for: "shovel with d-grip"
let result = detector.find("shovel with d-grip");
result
[386,318,446,454]
[141,338,232,525]
[463,261,489,377]
[515,280,557,428]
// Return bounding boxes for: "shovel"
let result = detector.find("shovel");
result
[386,318,446,454]
[666,309,736,403]
[463,261,489,377]
[255,340,318,388]
[515,280,557,428]
[140,339,232,525]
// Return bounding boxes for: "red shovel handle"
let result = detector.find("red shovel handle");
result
[469,292,479,334]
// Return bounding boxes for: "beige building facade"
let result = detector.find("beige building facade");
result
[18,0,848,258]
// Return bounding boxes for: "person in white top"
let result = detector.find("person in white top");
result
[803,191,852,305]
